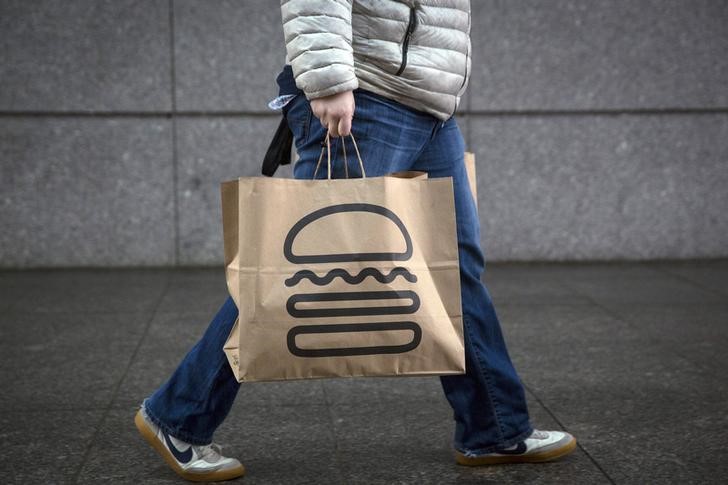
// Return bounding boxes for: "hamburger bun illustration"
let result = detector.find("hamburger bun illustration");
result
[283,203,422,357]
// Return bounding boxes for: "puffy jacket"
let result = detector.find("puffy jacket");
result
[280,0,471,121]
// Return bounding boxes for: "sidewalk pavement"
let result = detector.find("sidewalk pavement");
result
[1,261,726,484]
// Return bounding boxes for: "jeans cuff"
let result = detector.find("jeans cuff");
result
[142,398,213,446]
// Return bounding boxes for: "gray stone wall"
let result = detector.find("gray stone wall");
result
[1,0,726,267]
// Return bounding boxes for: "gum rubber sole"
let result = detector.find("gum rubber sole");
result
[134,409,245,482]
[455,436,577,466]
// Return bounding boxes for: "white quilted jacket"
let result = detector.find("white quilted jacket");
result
[280,0,471,120]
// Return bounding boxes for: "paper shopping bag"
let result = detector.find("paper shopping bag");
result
[221,172,464,382]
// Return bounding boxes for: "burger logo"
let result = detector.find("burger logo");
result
[283,203,422,358]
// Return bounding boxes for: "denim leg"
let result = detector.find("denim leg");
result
[412,119,533,454]
[145,297,241,445]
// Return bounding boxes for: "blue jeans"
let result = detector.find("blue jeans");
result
[145,89,533,455]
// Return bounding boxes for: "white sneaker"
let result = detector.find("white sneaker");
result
[455,429,577,466]
[134,407,245,482]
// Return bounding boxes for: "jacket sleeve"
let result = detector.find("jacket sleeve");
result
[280,0,358,99]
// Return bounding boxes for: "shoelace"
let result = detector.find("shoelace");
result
[195,443,223,463]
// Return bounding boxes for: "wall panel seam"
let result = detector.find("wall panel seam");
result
[169,0,180,266]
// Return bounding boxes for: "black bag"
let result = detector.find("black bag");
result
[261,116,294,177]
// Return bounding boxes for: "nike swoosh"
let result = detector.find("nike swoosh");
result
[496,442,528,455]
[162,430,193,463]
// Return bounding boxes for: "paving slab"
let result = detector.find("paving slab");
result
[326,394,606,484]
[217,402,339,484]
[327,400,462,484]
[484,263,594,306]
[115,311,327,409]
[0,268,169,314]
[501,302,728,484]
[2,410,103,484]
[651,260,728,297]
[0,311,149,412]
[114,311,225,408]
[76,405,221,484]
[322,376,445,407]
[551,263,724,306]
[0,276,22,312]
[532,360,728,485]
[156,268,228,314]
[605,302,728,378]
[2,264,725,483]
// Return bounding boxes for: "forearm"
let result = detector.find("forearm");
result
[280,0,358,100]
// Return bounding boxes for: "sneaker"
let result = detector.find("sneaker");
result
[134,407,245,482]
[455,430,577,466]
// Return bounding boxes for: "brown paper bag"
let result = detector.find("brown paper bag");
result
[221,172,464,382]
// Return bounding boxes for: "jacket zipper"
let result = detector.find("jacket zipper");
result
[395,6,417,76]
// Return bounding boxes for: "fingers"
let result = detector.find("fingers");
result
[310,91,356,138]
[338,115,352,138]
[326,116,341,138]
[318,114,351,138]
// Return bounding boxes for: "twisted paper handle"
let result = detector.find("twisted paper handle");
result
[313,133,366,180]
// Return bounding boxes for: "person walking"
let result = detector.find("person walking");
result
[134,1,576,481]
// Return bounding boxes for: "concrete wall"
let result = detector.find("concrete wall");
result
[1,0,727,267]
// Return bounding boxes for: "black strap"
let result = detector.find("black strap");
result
[261,116,294,177]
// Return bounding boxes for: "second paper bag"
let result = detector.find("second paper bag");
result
[222,174,464,382]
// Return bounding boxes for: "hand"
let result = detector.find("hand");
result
[310,90,355,138]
